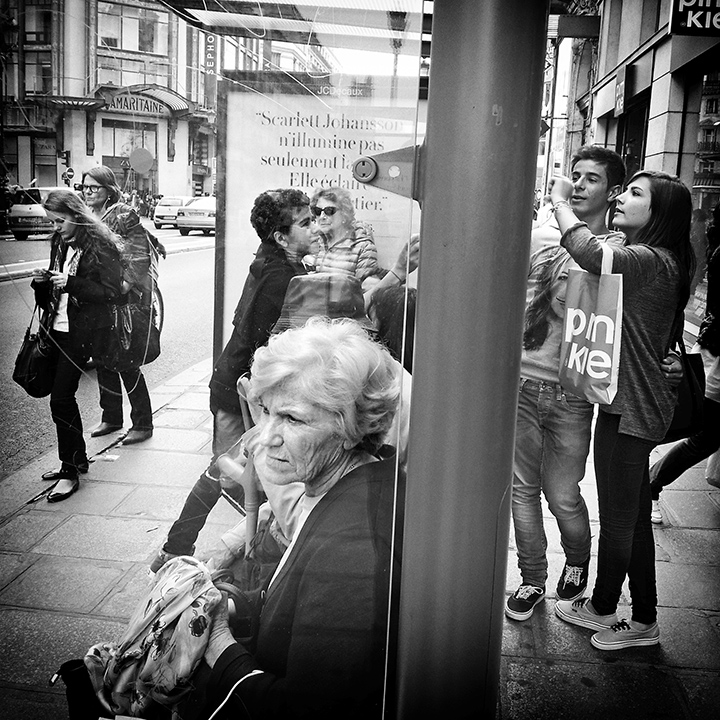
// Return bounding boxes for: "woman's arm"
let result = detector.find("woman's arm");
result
[363,233,419,310]
[64,243,123,303]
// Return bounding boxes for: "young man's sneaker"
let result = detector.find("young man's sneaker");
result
[556,558,589,600]
[505,585,545,621]
[555,597,617,631]
[650,500,663,524]
[591,619,660,650]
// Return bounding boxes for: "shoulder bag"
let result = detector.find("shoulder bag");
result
[662,337,706,444]
[13,304,57,398]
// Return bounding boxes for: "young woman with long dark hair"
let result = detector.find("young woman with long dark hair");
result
[550,170,695,650]
[32,190,123,501]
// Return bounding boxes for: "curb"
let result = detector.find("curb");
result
[0,239,214,283]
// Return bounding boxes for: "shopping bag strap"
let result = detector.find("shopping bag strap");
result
[600,243,614,275]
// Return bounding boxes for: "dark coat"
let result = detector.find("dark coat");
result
[205,457,400,720]
[210,243,306,414]
[32,232,123,354]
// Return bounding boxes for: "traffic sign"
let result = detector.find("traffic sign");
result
[65,168,75,179]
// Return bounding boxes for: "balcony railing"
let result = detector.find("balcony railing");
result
[697,141,720,154]
[694,171,720,187]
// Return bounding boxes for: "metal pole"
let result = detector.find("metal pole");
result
[392,1,548,717]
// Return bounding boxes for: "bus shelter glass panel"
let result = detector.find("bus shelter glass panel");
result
[212,1,425,716]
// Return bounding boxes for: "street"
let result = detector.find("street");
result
[0,229,215,480]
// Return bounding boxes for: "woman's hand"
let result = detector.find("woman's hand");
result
[390,233,420,281]
[48,271,69,290]
[205,593,237,668]
[548,175,574,206]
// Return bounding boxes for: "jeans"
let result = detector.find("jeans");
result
[650,396,720,499]
[96,365,153,431]
[512,378,594,588]
[591,411,657,624]
[50,331,89,472]
[164,408,247,556]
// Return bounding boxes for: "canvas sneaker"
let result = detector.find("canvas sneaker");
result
[591,619,660,650]
[555,597,618,631]
[556,558,589,600]
[505,585,545,621]
[651,500,663,525]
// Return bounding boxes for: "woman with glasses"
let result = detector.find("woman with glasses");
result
[81,166,156,445]
[310,187,381,287]
[31,190,123,501]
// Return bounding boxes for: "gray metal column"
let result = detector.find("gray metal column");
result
[393,1,548,716]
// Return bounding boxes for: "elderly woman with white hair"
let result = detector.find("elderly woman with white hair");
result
[196,317,401,720]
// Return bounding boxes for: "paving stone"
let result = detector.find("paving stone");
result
[152,408,209,429]
[88,449,210,487]
[32,515,172,562]
[0,608,125,686]
[0,551,37,592]
[112,484,200,520]
[656,558,720,611]
[0,511,67,552]
[656,527,719,565]
[164,390,212,410]
[39,479,134,516]
[500,657,688,720]
[94,563,155,620]
[0,687,68,720]
[0,555,129,613]
[661,489,720,529]
[114,426,211,453]
[655,606,720,670]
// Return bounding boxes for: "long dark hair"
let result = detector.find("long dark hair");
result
[629,170,695,309]
[44,190,121,261]
[524,246,571,351]
[371,284,416,373]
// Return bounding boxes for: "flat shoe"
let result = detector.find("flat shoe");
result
[47,477,80,503]
[42,465,88,481]
[91,422,123,437]
[122,429,153,445]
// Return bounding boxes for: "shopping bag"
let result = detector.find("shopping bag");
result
[13,305,57,398]
[559,244,623,405]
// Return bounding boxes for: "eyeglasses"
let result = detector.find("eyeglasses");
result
[82,184,104,194]
[311,206,339,217]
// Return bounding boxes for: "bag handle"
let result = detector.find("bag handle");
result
[600,243,614,275]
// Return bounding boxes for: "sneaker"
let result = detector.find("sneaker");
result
[556,558,589,601]
[591,619,660,650]
[505,585,545,621]
[555,597,618,631]
[651,500,663,524]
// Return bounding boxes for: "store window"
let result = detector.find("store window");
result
[98,2,168,55]
[102,119,157,159]
[23,2,52,44]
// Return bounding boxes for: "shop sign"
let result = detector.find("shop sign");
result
[614,65,629,117]
[670,0,720,36]
[107,93,169,116]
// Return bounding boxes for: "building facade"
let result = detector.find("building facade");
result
[561,0,720,212]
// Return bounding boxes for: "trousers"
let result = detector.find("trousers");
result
[591,411,657,624]
[96,365,153,430]
[50,331,89,472]
[512,378,593,587]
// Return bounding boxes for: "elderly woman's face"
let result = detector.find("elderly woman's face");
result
[82,178,110,212]
[312,197,346,237]
[251,379,349,492]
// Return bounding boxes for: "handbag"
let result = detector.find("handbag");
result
[13,304,57,398]
[559,244,623,404]
[662,339,706,444]
[697,312,720,356]
[102,296,161,373]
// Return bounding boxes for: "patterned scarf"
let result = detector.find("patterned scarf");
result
[50,240,83,310]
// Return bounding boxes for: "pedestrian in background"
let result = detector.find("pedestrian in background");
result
[650,201,720,518]
[552,170,695,651]
[82,166,156,445]
[31,190,123,501]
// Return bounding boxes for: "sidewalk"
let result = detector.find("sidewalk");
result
[0,365,719,718]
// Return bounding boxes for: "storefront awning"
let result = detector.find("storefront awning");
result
[31,96,106,111]
[95,84,195,115]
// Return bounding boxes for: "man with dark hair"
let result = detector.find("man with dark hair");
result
[150,189,314,571]
[531,145,625,254]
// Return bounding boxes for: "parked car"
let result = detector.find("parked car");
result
[7,186,70,241]
[153,195,192,229]
[175,196,216,236]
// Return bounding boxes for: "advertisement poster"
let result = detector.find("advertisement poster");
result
[217,71,423,342]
